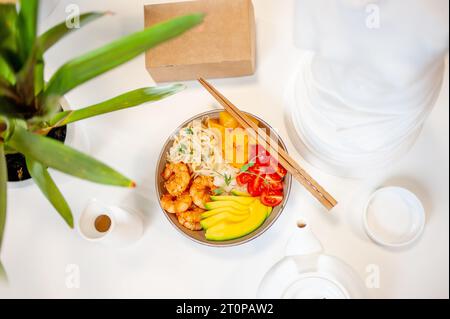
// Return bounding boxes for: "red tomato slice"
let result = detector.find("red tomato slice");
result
[247,175,265,197]
[275,164,287,178]
[247,163,272,175]
[263,161,277,174]
[261,189,284,207]
[265,173,284,191]
[236,172,254,186]
[249,163,267,175]
[267,172,282,182]
[256,148,272,166]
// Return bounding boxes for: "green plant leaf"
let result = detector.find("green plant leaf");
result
[17,0,38,62]
[0,78,19,101]
[44,13,204,99]
[0,48,22,74]
[39,11,108,52]
[7,125,135,187]
[16,45,44,107]
[0,4,19,78]
[0,261,6,283]
[0,96,32,119]
[26,157,74,228]
[0,97,16,117]
[0,144,7,253]
[0,4,18,54]
[14,0,41,108]
[0,54,15,85]
[48,84,185,128]
[34,60,44,96]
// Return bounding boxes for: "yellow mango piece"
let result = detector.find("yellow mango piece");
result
[245,115,260,127]
[222,143,235,164]
[219,112,240,129]
[209,116,260,166]
[208,119,225,139]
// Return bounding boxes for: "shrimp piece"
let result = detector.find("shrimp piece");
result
[176,206,205,231]
[163,163,191,197]
[160,194,192,214]
[189,176,216,209]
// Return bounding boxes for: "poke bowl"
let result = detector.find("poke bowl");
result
[156,110,292,247]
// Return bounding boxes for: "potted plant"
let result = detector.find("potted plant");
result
[0,0,204,280]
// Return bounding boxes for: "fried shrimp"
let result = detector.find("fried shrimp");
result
[162,163,191,196]
[190,176,216,209]
[176,206,205,231]
[160,193,192,214]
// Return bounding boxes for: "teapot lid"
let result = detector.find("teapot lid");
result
[257,221,367,299]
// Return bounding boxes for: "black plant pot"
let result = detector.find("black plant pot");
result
[6,126,67,182]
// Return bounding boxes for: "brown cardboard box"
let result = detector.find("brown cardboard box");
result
[144,0,256,82]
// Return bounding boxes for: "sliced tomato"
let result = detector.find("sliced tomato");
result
[247,175,265,197]
[256,148,272,166]
[267,172,282,182]
[265,173,284,191]
[248,144,258,160]
[262,161,276,174]
[236,172,254,186]
[261,189,284,207]
[249,163,264,175]
[275,164,287,178]
[247,162,269,174]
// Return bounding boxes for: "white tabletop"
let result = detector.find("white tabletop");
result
[1,0,448,299]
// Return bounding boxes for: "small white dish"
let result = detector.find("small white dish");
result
[78,199,143,247]
[363,187,426,248]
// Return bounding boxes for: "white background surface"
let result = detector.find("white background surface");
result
[1,0,448,299]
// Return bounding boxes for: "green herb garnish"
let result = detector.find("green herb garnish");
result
[178,144,187,154]
[240,162,255,173]
[224,174,232,186]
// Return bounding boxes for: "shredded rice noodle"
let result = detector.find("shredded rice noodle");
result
[167,118,239,189]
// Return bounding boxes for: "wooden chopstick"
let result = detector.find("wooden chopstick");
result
[198,78,337,211]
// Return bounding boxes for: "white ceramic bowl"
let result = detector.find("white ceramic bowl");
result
[363,187,426,248]
[155,110,292,247]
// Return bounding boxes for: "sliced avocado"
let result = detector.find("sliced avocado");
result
[256,200,272,218]
[205,199,268,241]
[202,207,249,219]
[231,189,252,197]
[210,196,256,205]
[202,207,229,219]
[251,199,273,218]
[266,206,273,217]
[201,212,249,230]
[205,201,248,211]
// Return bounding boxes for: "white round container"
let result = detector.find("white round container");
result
[363,187,426,248]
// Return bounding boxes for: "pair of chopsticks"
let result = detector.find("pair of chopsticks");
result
[198,78,338,211]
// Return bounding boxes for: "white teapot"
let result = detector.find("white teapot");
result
[257,222,367,299]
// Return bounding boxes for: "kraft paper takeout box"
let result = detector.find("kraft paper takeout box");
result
[144,0,256,82]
